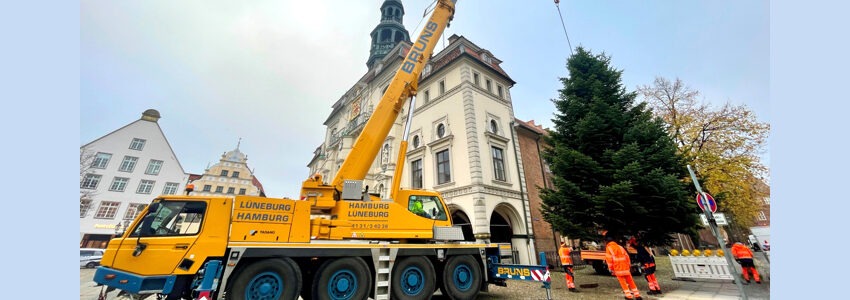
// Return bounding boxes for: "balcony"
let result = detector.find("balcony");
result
[329,109,374,147]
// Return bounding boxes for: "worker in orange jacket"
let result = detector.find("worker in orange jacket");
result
[629,237,661,295]
[558,241,577,292]
[605,235,642,300]
[732,242,761,283]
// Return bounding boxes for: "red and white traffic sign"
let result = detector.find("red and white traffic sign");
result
[696,193,717,213]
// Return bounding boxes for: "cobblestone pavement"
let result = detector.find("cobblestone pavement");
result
[81,252,769,300]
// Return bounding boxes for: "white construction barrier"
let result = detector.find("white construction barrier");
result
[669,255,734,280]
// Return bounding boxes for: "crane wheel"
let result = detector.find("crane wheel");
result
[225,258,302,300]
[391,256,436,300]
[311,257,372,300]
[591,261,608,275]
[439,255,481,300]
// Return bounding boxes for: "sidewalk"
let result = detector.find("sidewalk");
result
[660,251,770,299]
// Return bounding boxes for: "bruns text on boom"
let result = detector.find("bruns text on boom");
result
[401,21,438,74]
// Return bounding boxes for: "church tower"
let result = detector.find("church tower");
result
[366,0,410,69]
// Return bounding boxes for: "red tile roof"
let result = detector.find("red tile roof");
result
[188,173,203,182]
[514,118,548,135]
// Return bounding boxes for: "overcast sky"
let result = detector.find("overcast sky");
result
[80,0,769,198]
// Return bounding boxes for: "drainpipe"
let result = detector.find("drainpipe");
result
[510,121,534,264]
[535,133,562,254]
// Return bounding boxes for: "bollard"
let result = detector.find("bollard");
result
[539,252,552,300]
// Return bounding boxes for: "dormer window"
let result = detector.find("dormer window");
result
[424,64,432,76]
[481,53,490,63]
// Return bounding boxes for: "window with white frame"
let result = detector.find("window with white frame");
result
[757,211,767,221]
[227,187,235,194]
[145,159,163,175]
[439,80,446,95]
[109,177,129,192]
[215,186,224,193]
[497,85,504,99]
[80,199,93,218]
[473,72,480,86]
[485,79,492,93]
[136,180,155,194]
[94,201,121,219]
[163,182,180,195]
[81,174,102,189]
[119,156,138,172]
[91,152,112,169]
[423,90,430,103]
[203,185,212,192]
[436,149,451,184]
[129,138,146,151]
[411,159,423,189]
[239,188,247,195]
[220,170,229,177]
[232,171,240,178]
[492,146,507,181]
[124,203,148,220]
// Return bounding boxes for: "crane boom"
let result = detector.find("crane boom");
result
[330,0,456,190]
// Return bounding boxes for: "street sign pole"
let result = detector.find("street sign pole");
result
[687,165,748,300]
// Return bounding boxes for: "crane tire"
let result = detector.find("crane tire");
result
[391,256,436,300]
[311,257,372,300]
[226,258,302,300]
[439,255,481,300]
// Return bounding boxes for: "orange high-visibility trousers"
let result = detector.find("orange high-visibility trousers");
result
[645,273,660,291]
[562,265,576,289]
[643,262,660,292]
[738,258,761,282]
[616,275,641,299]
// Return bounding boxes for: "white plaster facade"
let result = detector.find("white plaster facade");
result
[308,35,537,264]
[79,109,189,248]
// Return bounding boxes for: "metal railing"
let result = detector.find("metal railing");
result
[329,109,374,147]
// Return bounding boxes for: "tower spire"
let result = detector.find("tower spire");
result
[236,137,242,150]
[367,0,410,69]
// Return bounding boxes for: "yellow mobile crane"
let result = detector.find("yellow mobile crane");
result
[93,1,510,300]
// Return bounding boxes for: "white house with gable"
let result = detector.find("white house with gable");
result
[80,109,189,248]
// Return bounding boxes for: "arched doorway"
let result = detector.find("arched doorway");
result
[489,212,512,243]
[490,203,532,264]
[449,207,475,241]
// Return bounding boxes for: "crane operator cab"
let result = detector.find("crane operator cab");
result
[407,195,447,220]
